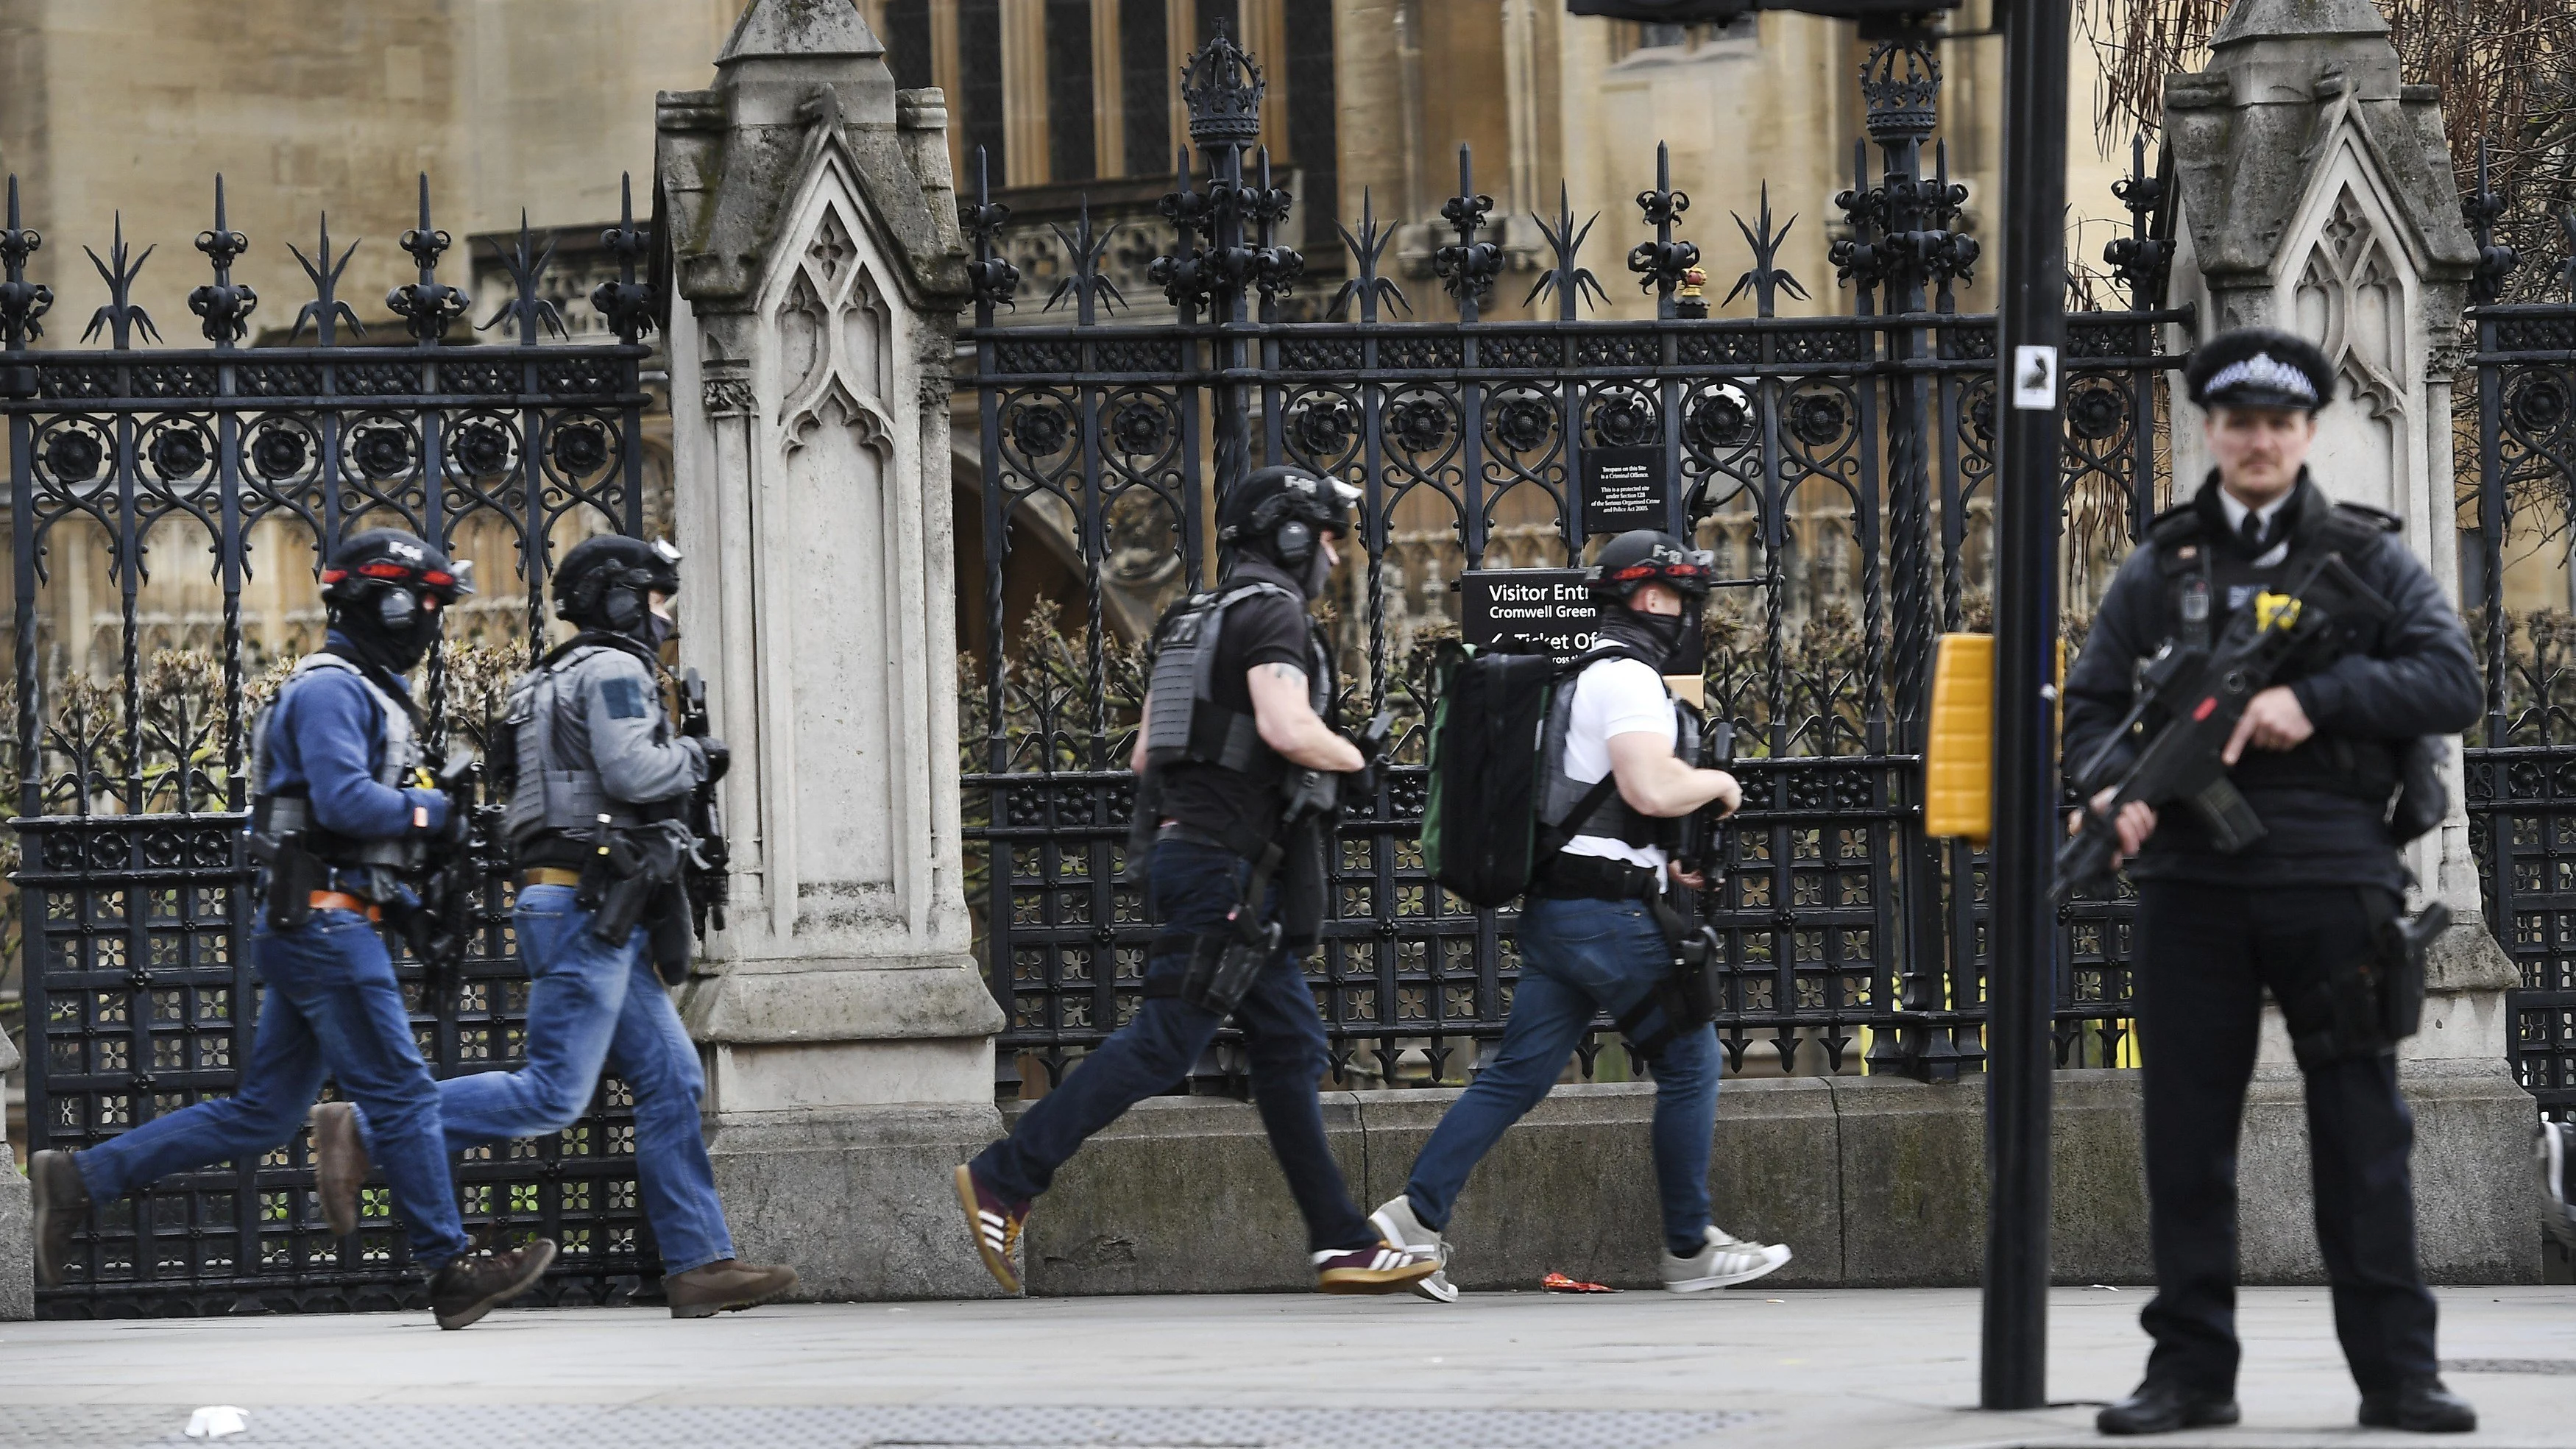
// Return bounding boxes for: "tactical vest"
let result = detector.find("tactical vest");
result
[247,652,425,897]
[1142,581,1331,780]
[1535,645,1696,850]
[2147,495,2401,799]
[498,640,660,854]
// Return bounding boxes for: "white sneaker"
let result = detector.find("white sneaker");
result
[1659,1225,1791,1292]
[1369,1195,1459,1303]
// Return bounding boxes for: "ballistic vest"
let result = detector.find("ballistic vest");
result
[246,653,425,897]
[498,638,662,854]
[1534,645,1697,851]
[1142,581,1331,779]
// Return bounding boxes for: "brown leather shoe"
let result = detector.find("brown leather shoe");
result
[29,1149,91,1288]
[665,1258,799,1319]
[308,1102,369,1237]
[427,1237,558,1331]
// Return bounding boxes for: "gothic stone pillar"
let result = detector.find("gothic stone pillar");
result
[2162,0,2538,1283]
[0,1028,29,1319]
[656,0,1002,1298]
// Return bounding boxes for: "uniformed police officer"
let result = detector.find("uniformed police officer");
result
[2062,329,2482,1434]
[28,529,557,1331]
[953,466,1440,1297]
[311,534,797,1319]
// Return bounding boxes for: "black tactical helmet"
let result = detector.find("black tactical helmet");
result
[1219,466,1361,569]
[554,534,682,635]
[320,528,470,673]
[1585,529,1716,605]
[2184,327,2335,414]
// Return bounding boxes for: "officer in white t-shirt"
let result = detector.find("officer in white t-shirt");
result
[1368,530,1793,1301]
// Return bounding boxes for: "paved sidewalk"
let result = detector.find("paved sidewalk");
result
[0,1286,2566,1447]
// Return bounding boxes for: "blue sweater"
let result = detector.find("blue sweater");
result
[261,635,450,840]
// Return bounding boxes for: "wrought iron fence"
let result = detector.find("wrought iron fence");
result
[962,27,2184,1094]
[2460,166,2576,1122]
[2,175,666,1315]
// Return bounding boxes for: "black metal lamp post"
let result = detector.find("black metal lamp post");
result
[1986,0,2070,1411]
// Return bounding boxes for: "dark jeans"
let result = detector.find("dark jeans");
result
[972,839,1376,1253]
[2134,879,2439,1397]
[74,910,470,1271]
[1404,892,1719,1257]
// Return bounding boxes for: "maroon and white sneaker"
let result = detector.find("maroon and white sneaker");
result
[1312,1239,1442,1295]
[953,1163,1030,1294]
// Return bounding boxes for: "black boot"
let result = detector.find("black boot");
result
[2360,1377,2477,1434]
[2097,1381,2241,1436]
[28,1150,91,1289]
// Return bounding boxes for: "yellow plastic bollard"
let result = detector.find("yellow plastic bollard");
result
[1924,633,1994,843]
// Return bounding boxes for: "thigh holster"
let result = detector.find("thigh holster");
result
[1143,924,1281,1017]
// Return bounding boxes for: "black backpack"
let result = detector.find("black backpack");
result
[1422,640,1631,909]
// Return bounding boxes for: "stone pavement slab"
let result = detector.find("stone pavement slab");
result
[0,1286,2564,1448]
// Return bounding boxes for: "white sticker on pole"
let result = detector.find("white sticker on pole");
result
[2011,345,2059,410]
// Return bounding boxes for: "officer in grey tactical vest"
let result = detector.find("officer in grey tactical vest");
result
[2063,329,2481,1434]
[29,529,557,1331]
[319,534,797,1318]
[954,467,1441,1298]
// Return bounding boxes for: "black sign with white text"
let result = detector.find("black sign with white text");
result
[1459,568,1597,659]
[1579,445,1668,535]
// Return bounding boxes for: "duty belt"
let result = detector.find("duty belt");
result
[520,867,584,889]
[308,891,381,922]
[1530,852,1664,901]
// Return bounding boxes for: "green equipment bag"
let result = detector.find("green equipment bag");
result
[1423,640,1622,909]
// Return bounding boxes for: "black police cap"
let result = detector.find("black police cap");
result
[2184,327,2335,413]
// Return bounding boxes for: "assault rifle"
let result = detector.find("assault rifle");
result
[1673,711,1739,885]
[2053,550,2392,904]
[677,667,730,938]
[402,743,489,1005]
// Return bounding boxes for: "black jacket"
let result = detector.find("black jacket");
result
[2059,472,2480,890]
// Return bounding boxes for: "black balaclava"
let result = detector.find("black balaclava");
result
[330,584,439,675]
[1598,600,1690,671]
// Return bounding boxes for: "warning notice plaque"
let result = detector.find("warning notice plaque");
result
[1579,446,1668,534]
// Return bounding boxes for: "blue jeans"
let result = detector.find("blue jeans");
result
[1405,892,1721,1257]
[420,885,734,1275]
[972,839,1377,1253]
[75,910,470,1271]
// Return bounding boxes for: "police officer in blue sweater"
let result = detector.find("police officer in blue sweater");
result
[26,530,556,1330]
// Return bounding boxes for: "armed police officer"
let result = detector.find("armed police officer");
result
[2063,329,2482,1435]
[28,530,556,1330]
[310,535,796,1319]
[1367,530,1789,1300]
[954,466,1440,1297]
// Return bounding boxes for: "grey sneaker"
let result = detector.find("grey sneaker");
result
[1369,1194,1459,1303]
[2540,1120,2574,1253]
[1659,1225,1791,1292]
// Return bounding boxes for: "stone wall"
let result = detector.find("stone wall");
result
[1013,1066,2544,1296]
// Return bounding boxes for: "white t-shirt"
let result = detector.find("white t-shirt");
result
[1557,655,1678,870]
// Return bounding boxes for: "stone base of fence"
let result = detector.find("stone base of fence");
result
[707,1102,1013,1303]
[1011,1068,2543,1297]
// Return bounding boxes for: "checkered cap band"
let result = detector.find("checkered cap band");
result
[2204,351,2318,405]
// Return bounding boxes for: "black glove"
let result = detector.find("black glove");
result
[427,790,471,849]
[698,738,731,784]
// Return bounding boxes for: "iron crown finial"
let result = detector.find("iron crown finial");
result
[1181,25,1264,149]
